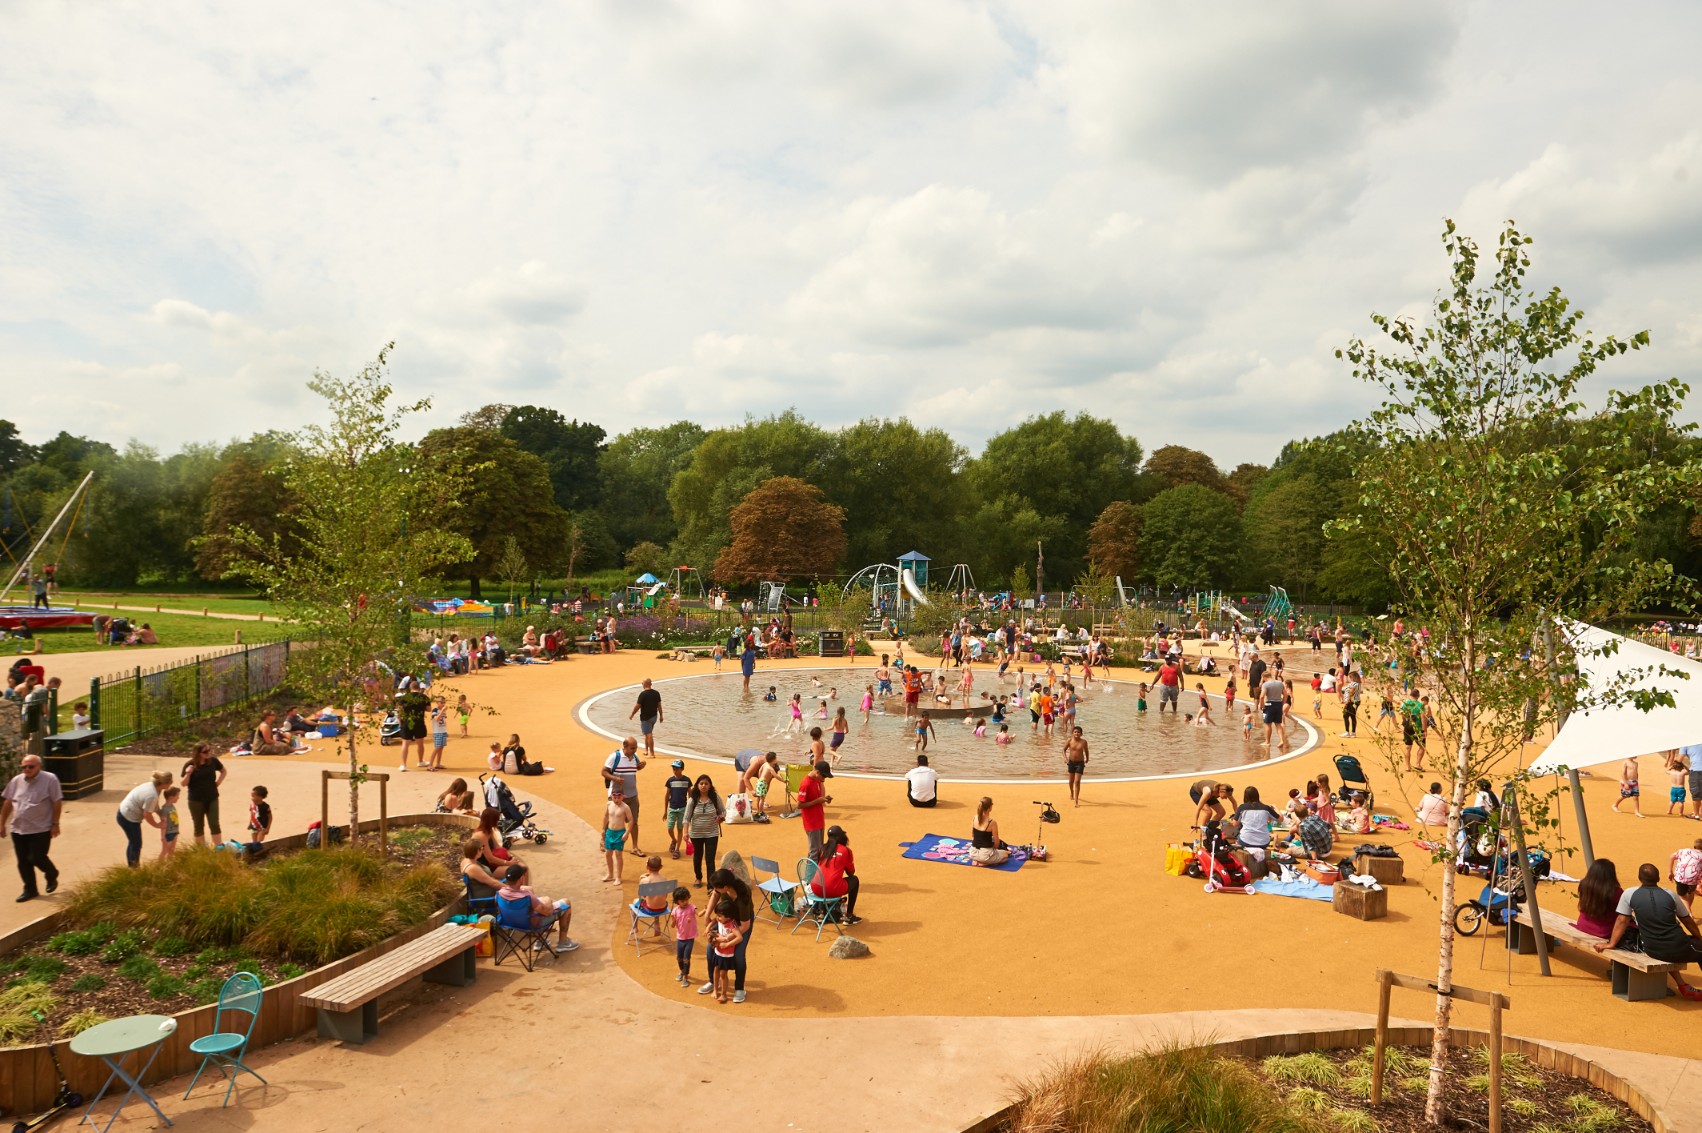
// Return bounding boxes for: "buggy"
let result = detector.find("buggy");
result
[378,711,401,746]
[1333,753,1374,811]
[1189,822,1254,893]
[480,773,550,845]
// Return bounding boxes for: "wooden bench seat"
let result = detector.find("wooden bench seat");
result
[574,640,598,654]
[301,922,486,1043]
[1508,908,1682,1001]
[672,645,714,661]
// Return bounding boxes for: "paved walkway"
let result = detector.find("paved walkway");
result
[27,645,254,696]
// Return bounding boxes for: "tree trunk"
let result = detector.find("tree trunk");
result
[468,576,482,600]
[1426,642,1475,1124]
[344,729,362,843]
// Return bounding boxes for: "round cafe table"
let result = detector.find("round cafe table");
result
[69,1013,178,1131]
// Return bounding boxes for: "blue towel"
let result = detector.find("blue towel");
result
[1250,877,1335,901]
[899,834,1027,872]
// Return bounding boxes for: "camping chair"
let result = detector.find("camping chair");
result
[780,763,808,818]
[183,972,266,1107]
[627,880,675,957]
[462,877,498,919]
[790,857,845,941]
[492,892,568,971]
[751,856,799,928]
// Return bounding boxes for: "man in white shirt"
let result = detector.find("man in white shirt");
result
[905,754,939,808]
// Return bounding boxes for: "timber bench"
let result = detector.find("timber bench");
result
[672,645,714,661]
[1508,908,1682,1001]
[301,922,486,1043]
[575,640,598,654]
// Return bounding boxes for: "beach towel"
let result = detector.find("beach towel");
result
[1249,877,1334,901]
[899,834,1028,872]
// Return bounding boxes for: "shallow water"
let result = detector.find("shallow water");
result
[579,666,1316,780]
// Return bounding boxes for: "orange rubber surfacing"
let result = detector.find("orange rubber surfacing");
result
[419,646,1699,1059]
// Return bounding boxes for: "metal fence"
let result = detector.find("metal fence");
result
[90,640,292,746]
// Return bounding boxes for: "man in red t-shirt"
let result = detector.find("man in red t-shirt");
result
[1156,658,1182,714]
[797,760,833,860]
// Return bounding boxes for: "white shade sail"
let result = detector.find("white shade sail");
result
[1525,621,1702,775]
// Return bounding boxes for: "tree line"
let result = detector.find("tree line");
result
[10,393,1702,604]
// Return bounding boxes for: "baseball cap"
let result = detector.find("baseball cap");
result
[671,759,684,769]
[814,760,833,777]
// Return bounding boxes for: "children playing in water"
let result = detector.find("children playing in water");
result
[787,694,804,735]
[1195,682,1212,724]
[860,685,874,723]
[995,724,1011,744]
[1137,682,1148,713]
[829,708,849,764]
[914,712,937,753]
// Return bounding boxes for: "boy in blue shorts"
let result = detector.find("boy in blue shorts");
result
[664,759,692,859]
[602,790,632,883]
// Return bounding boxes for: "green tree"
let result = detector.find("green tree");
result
[416,427,569,598]
[1332,221,1695,1126]
[499,406,606,512]
[669,412,831,569]
[196,436,302,581]
[223,344,473,835]
[1087,500,1143,581]
[1240,474,1334,596]
[496,535,529,603]
[1137,485,1241,589]
[0,421,35,475]
[597,422,707,553]
[1224,462,1269,509]
[623,541,665,577]
[965,412,1143,583]
[712,477,847,583]
[819,418,968,569]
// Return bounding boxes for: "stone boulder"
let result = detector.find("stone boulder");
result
[828,935,871,960]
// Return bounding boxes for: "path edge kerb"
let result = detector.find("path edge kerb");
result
[962,1024,1680,1133]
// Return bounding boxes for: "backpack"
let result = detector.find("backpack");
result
[306,822,346,848]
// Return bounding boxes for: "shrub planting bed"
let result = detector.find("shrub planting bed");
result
[0,827,460,1045]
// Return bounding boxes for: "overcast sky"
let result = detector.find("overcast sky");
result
[5,1,1701,467]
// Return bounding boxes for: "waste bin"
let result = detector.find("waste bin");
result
[44,727,104,799]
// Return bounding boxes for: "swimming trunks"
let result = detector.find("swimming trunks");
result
[754,779,770,798]
[1067,760,1086,775]
[830,733,845,750]
[1620,782,1640,798]
[1671,787,1687,804]
[603,828,627,851]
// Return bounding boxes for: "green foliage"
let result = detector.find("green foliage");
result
[17,955,68,984]
[1327,1108,1379,1133]
[276,962,307,981]
[1139,484,1243,588]
[59,1009,110,1037]
[670,411,833,569]
[1007,1043,1333,1133]
[145,972,188,1000]
[0,983,57,1042]
[598,422,707,553]
[1287,1088,1330,1114]
[1563,1094,1625,1131]
[390,827,433,852]
[242,853,455,966]
[1506,1096,1540,1117]
[1263,1052,1336,1085]
[69,974,107,994]
[188,976,228,1004]
[45,924,115,958]
[416,426,568,598]
[498,406,605,512]
[118,954,159,982]
[153,935,194,957]
[101,929,148,965]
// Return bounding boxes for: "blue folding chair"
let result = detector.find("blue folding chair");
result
[492,892,570,971]
[183,972,266,1106]
[463,876,498,918]
[628,880,676,957]
[751,856,799,928]
[790,857,845,941]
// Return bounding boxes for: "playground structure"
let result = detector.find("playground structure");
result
[667,565,705,601]
[843,551,933,619]
[759,580,787,612]
[0,470,98,632]
[944,563,975,600]
[1216,585,1294,629]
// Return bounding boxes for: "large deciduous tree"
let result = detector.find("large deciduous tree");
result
[1333,221,1695,1126]
[1240,474,1334,597]
[416,426,569,598]
[670,412,831,569]
[1137,485,1241,589]
[712,477,847,584]
[499,406,606,512]
[819,417,968,570]
[597,422,707,554]
[1142,444,1227,495]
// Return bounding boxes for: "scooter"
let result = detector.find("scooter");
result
[10,1023,83,1133]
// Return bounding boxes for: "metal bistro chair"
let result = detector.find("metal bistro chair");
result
[627,880,676,957]
[183,972,266,1107]
[751,856,799,928]
[790,857,846,941]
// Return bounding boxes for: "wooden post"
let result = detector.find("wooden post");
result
[321,769,390,848]
[1371,968,1392,1105]
[320,771,330,850]
[379,775,389,854]
[1489,995,1504,1133]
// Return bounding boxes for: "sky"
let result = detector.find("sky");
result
[5,1,1702,468]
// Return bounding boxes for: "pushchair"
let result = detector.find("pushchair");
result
[1333,753,1374,811]
[1189,823,1254,893]
[378,712,401,746]
[1454,879,1523,936]
[1455,807,1498,874]
[480,774,551,845]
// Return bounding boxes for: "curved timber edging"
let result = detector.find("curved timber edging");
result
[962,1025,1681,1133]
[0,811,477,1114]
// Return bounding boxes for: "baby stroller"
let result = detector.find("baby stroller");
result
[1455,807,1499,874]
[1189,822,1254,893]
[1454,878,1523,935]
[1333,753,1374,811]
[480,774,551,845]
[378,711,401,746]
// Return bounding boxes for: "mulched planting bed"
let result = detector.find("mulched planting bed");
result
[0,825,463,1046]
[1254,1045,1654,1133]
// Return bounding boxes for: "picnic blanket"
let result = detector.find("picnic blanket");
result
[899,834,1028,872]
[1249,877,1334,901]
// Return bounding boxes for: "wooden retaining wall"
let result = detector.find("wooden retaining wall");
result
[963,1026,1679,1133]
[0,812,475,1115]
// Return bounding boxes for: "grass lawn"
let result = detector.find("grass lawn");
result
[57,590,276,617]
[12,609,292,657]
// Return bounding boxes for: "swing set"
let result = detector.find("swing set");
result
[0,471,98,631]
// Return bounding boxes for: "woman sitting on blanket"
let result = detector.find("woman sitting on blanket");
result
[970,797,1011,867]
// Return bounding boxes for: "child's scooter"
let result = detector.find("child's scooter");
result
[9,1021,83,1133]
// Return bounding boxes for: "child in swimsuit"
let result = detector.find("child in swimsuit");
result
[788,695,804,734]
[456,694,470,738]
[860,685,874,723]
[764,686,778,702]
[995,724,1011,745]
[1137,682,1148,713]
[829,708,848,763]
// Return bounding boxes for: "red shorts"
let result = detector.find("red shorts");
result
[905,691,919,704]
